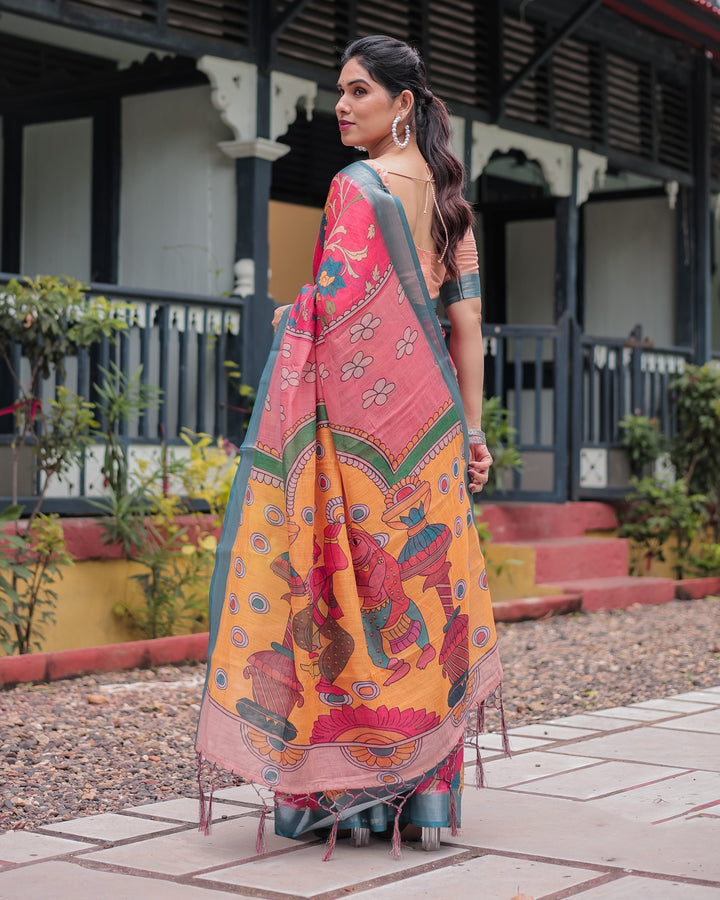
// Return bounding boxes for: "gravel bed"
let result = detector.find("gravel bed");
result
[1,596,719,833]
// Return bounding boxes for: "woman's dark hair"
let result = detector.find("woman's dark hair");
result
[341,35,473,278]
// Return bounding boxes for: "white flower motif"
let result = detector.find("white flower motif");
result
[281,341,292,358]
[362,378,395,409]
[349,312,381,343]
[340,350,373,382]
[317,363,329,381]
[264,396,272,411]
[302,362,317,383]
[280,367,300,390]
[395,326,418,359]
[280,404,286,422]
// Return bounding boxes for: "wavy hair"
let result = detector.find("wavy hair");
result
[341,35,474,278]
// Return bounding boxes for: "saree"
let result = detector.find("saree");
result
[196,161,505,854]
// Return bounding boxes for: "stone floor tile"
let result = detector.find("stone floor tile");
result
[0,860,243,899]
[570,874,720,898]
[547,726,720,772]
[512,761,685,800]
[469,751,602,788]
[509,723,598,740]
[212,784,273,805]
[41,812,181,841]
[352,855,601,899]
[196,837,462,896]
[586,706,671,721]
[548,714,638,731]
[446,789,720,882]
[82,816,302,875]
[125,798,245,823]
[658,814,720,832]
[463,734,546,761]
[0,830,94,864]
[631,699,718,714]
[588,770,720,822]
[651,709,720,735]
[667,691,720,705]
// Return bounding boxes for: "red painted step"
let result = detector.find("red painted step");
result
[551,576,675,612]
[479,502,618,542]
[531,537,629,583]
[493,593,583,622]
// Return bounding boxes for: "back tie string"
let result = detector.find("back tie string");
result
[382,165,449,263]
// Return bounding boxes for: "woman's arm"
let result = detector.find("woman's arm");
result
[447,295,493,493]
[272,304,291,333]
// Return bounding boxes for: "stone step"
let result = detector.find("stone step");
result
[479,501,618,542]
[551,575,676,612]
[492,593,583,623]
[492,536,629,584]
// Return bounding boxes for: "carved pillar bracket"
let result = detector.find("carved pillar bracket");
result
[197,56,257,141]
[665,180,680,211]
[711,193,720,224]
[270,71,317,142]
[577,149,607,205]
[470,122,606,204]
[218,138,290,162]
[471,122,570,195]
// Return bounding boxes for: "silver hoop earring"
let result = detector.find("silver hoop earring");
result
[392,115,410,149]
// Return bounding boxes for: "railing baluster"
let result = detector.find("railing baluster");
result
[177,306,188,436]
[138,301,152,439]
[215,313,227,438]
[587,346,595,444]
[534,337,542,447]
[158,305,169,440]
[197,310,207,434]
[118,310,130,439]
[514,337,523,490]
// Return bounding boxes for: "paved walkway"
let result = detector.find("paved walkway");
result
[1,686,719,899]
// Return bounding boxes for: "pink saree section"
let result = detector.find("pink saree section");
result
[196,161,504,811]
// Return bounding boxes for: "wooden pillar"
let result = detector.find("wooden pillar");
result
[1,116,22,274]
[91,98,121,284]
[693,54,712,364]
[554,147,579,323]
[236,152,275,390]
[675,185,695,349]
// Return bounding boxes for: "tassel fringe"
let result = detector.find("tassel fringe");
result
[391,808,403,858]
[256,804,268,855]
[322,817,340,861]
[197,753,212,835]
[449,789,459,836]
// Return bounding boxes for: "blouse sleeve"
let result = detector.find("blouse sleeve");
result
[438,228,481,308]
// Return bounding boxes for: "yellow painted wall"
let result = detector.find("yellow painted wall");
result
[268,200,322,306]
[8,558,206,656]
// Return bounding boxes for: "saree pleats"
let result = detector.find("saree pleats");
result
[196,162,504,840]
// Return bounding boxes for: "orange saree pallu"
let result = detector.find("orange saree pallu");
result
[196,161,506,855]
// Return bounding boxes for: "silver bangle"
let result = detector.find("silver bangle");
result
[467,428,486,445]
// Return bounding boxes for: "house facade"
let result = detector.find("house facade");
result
[0,0,718,506]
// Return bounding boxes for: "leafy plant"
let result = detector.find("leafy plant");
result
[618,476,707,579]
[93,366,239,638]
[481,396,523,496]
[669,363,720,541]
[0,276,130,653]
[619,413,666,472]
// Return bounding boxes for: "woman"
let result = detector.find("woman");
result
[196,35,506,858]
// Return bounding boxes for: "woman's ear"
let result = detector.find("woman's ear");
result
[397,89,414,119]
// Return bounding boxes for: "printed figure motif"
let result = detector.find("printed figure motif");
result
[348,524,436,684]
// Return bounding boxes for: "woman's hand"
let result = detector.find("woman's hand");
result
[272,304,291,334]
[468,442,493,493]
